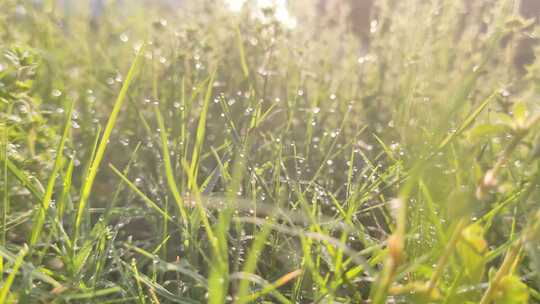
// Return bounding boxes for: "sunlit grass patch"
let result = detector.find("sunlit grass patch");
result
[1,0,540,303]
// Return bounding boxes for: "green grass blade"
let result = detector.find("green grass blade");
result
[1,122,7,274]
[154,106,188,223]
[74,43,145,243]
[189,72,215,189]
[57,157,74,223]
[236,269,301,304]
[109,164,171,221]
[131,258,146,304]
[61,286,124,301]
[0,158,43,202]
[235,218,275,301]
[30,100,74,245]
[0,245,28,303]
[438,91,497,150]
[0,245,61,288]
[236,27,249,79]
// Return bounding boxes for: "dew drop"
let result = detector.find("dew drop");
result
[51,89,62,97]
[119,33,129,42]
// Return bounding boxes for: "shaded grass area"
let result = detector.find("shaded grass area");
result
[2,0,540,303]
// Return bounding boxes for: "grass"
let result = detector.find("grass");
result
[2,0,540,303]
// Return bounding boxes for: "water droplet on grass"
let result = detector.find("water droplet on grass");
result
[370,20,378,33]
[119,33,129,42]
[51,89,62,97]
[120,138,129,146]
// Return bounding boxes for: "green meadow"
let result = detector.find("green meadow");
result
[1,0,540,303]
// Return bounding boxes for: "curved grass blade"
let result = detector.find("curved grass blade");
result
[0,158,43,202]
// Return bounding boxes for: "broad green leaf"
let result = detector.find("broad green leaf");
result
[512,102,528,125]
[466,123,510,142]
[493,275,529,304]
[456,223,487,283]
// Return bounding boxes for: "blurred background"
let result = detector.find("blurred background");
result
[17,0,540,69]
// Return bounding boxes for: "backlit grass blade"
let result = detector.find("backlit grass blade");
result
[235,218,275,301]
[1,122,7,273]
[0,245,28,303]
[154,106,188,223]
[128,269,200,304]
[236,27,249,79]
[180,160,216,250]
[109,164,171,221]
[0,245,61,288]
[60,286,124,302]
[57,157,74,223]
[0,157,43,202]
[181,158,225,304]
[438,91,497,150]
[189,71,215,189]
[124,243,207,286]
[30,100,74,245]
[236,269,301,304]
[131,258,146,304]
[74,43,145,243]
